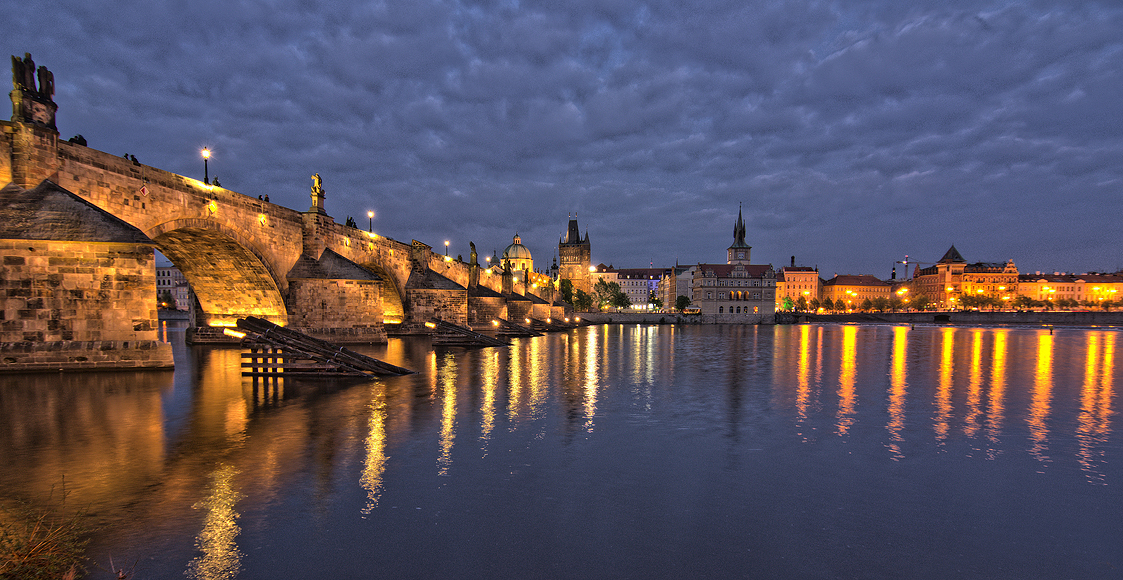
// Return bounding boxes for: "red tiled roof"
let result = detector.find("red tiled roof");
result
[823,274,889,287]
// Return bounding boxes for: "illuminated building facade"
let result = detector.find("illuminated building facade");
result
[616,268,669,310]
[912,246,1018,308]
[775,258,819,310]
[689,207,776,323]
[821,275,890,309]
[1018,272,1123,304]
[558,215,592,294]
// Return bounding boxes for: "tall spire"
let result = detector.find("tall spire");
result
[727,203,751,264]
[731,203,749,248]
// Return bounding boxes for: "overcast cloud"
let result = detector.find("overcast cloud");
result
[6,0,1122,276]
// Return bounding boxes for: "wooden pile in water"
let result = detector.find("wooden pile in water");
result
[426,318,510,347]
[236,316,414,377]
[493,317,542,337]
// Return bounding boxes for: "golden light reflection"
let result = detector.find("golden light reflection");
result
[835,325,858,436]
[963,330,985,438]
[479,348,499,453]
[528,337,547,419]
[933,327,955,444]
[796,324,811,429]
[508,340,523,425]
[1076,333,1115,483]
[437,353,457,476]
[361,388,388,514]
[186,463,243,580]
[585,325,600,431]
[986,330,1008,458]
[886,325,908,459]
[1028,332,1054,463]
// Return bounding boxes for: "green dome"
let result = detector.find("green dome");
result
[502,233,533,262]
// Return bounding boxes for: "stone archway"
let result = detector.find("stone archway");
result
[148,222,288,327]
[360,262,406,323]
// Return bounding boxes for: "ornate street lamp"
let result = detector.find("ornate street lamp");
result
[201,147,211,184]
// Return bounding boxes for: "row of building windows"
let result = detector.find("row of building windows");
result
[718,306,759,314]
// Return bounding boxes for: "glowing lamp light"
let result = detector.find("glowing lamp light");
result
[425,321,437,329]
[546,318,552,323]
[492,320,499,326]
[223,328,246,339]
[525,318,531,324]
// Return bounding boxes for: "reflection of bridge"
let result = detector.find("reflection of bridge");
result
[1,56,563,368]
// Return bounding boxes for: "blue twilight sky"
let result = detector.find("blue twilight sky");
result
[5,1,1122,277]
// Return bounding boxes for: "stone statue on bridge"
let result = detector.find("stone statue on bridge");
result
[309,173,326,214]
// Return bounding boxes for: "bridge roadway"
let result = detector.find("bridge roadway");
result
[1,115,532,334]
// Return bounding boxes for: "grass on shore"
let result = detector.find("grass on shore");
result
[0,500,88,580]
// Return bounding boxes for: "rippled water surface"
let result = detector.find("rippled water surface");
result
[1,323,1120,579]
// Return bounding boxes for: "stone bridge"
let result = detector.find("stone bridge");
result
[2,56,561,357]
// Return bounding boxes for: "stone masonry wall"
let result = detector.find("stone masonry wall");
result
[468,295,507,328]
[287,278,383,330]
[0,239,173,370]
[407,288,468,327]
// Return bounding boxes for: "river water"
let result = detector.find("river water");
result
[1,323,1120,579]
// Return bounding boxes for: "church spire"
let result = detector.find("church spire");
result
[727,204,751,264]
[732,203,747,247]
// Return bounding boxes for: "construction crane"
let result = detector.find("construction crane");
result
[893,255,935,280]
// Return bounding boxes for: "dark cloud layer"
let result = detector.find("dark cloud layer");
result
[7,0,1122,275]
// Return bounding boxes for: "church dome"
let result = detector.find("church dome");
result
[503,233,532,274]
[502,233,533,262]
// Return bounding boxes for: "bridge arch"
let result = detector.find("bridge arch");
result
[357,261,406,323]
[146,218,289,327]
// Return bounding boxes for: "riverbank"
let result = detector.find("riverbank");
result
[578,310,1123,327]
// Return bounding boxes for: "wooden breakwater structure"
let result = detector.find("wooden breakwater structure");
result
[426,318,510,347]
[236,316,414,377]
[492,317,542,338]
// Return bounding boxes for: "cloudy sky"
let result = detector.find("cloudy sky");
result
[7,0,1122,277]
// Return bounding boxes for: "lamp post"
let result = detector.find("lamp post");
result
[445,240,449,256]
[367,210,374,232]
[201,148,210,184]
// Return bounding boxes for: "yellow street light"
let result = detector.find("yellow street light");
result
[367,210,374,232]
[201,147,211,184]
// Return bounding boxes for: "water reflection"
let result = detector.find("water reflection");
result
[835,325,858,436]
[0,324,1120,580]
[1028,332,1054,463]
[583,325,600,431]
[436,352,458,476]
[796,324,812,431]
[186,463,243,580]
[1076,332,1115,484]
[964,330,984,439]
[479,348,499,454]
[361,387,388,513]
[934,327,955,444]
[986,330,1008,459]
[886,326,908,459]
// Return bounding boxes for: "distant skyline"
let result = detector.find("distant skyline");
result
[7,1,1123,277]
